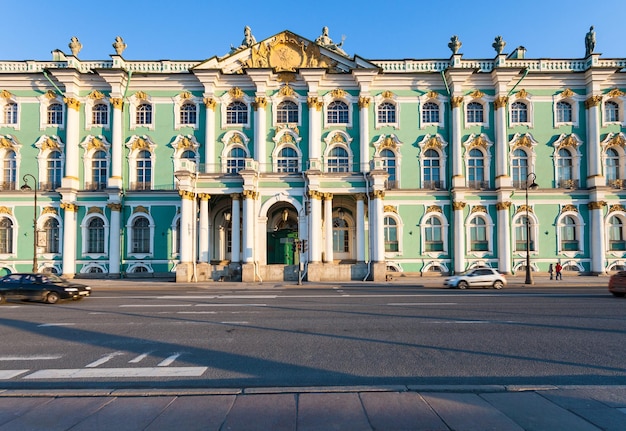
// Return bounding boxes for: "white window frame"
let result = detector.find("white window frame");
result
[80,135,110,190]
[271,128,302,173]
[127,211,155,258]
[374,93,399,129]
[39,93,65,130]
[556,210,585,256]
[419,98,444,128]
[85,98,110,130]
[171,135,200,172]
[553,134,582,189]
[220,91,252,129]
[40,214,62,258]
[553,97,579,127]
[463,134,493,189]
[606,211,626,255]
[220,131,251,174]
[419,211,448,256]
[126,135,156,190]
[128,93,155,130]
[601,133,626,187]
[508,94,533,127]
[0,214,17,257]
[0,137,21,191]
[323,92,355,128]
[0,95,20,129]
[464,99,489,128]
[418,134,448,190]
[81,213,109,257]
[465,211,494,256]
[173,93,200,130]
[383,212,403,256]
[602,98,624,126]
[512,210,539,255]
[273,99,301,126]
[323,131,354,172]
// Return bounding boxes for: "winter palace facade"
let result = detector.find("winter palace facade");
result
[1,28,625,282]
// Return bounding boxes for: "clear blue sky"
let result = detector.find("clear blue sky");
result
[2,0,624,61]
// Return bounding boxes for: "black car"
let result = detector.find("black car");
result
[0,273,92,304]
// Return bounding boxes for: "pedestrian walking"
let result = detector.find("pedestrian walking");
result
[555,262,563,280]
[548,263,554,280]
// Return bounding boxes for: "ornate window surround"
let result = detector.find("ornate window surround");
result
[80,211,109,258]
[323,90,355,128]
[84,91,110,130]
[556,208,585,256]
[465,209,494,257]
[38,92,65,130]
[173,92,200,130]
[128,92,155,130]
[419,209,449,256]
[220,89,252,129]
[553,90,580,127]
[418,92,445,128]
[126,211,155,258]
[374,92,399,129]
[0,91,20,129]
[418,134,448,190]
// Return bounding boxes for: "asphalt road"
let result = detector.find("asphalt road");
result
[1,285,625,390]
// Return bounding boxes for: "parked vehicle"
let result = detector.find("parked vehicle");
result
[444,267,506,290]
[0,273,92,304]
[609,271,626,297]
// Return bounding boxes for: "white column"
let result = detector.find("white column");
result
[497,202,512,274]
[108,203,121,274]
[242,191,254,263]
[61,203,77,277]
[323,193,333,263]
[198,194,210,262]
[450,97,463,183]
[359,97,370,172]
[453,202,466,274]
[231,194,241,263]
[589,201,606,274]
[109,98,123,188]
[586,97,603,187]
[308,97,322,170]
[62,98,80,189]
[371,191,385,262]
[356,195,365,262]
[204,98,216,173]
[179,191,194,264]
[309,191,323,262]
[494,96,511,188]
[254,97,267,172]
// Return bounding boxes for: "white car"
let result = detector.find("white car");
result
[444,267,506,290]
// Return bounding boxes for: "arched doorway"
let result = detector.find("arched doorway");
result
[267,205,298,265]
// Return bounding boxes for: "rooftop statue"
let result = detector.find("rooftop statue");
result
[315,26,347,56]
[231,26,257,53]
[448,35,462,55]
[492,35,506,55]
[113,36,127,56]
[585,26,596,57]
[68,37,82,56]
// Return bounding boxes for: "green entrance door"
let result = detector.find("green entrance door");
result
[267,230,298,265]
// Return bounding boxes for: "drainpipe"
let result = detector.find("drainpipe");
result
[507,68,529,97]
[42,70,65,97]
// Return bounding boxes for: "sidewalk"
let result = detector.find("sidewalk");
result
[1,385,625,430]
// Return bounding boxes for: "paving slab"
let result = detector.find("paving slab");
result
[481,391,601,431]
[0,397,51,427]
[297,392,372,431]
[145,395,235,431]
[220,393,296,431]
[421,392,523,431]
[359,391,448,431]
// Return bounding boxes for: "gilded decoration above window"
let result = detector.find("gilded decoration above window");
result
[561,204,579,213]
[470,90,485,99]
[88,90,105,100]
[1,90,13,99]
[607,88,625,98]
[609,204,626,213]
[426,205,442,213]
[560,88,575,98]
[471,205,487,214]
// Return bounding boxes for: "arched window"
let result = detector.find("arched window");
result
[277,100,298,123]
[0,218,13,254]
[515,215,534,251]
[4,102,17,125]
[467,148,485,188]
[560,215,579,251]
[276,147,299,173]
[47,103,63,125]
[226,101,248,124]
[377,102,396,124]
[469,216,488,251]
[180,102,197,125]
[466,102,483,123]
[556,101,572,123]
[226,147,246,174]
[422,102,439,123]
[91,150,108,190]
[131,216,150,254]
[424,217,443,252]
[1,150,16,190]
[381,149,397,187]
[135,150,152,190]
[327,146,349,172]
[609,216,626,251]
[46,151,62,190]
[87,218,105,254]
[605,101,619,122]
[92,103,108,126]
[384,216,398,252]
[511,101,528,123]
[327,100,349,124]
[557,148,574,187]
[332,217,350,253]
[511,148,529,189]
[136,103,152,125]
[423,149,441,189]
[43,218,59,254]
[605,147,620,183]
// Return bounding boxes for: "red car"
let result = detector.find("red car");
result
[608,271,626,297]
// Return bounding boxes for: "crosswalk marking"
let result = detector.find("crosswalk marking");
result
[0,370,29,379]
[85,352,124,368]
[129,352,150,363]
[0,355,62,361]
[158,354,181,367]
[23,367,207,379]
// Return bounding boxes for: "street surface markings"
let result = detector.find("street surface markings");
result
[195,303,267,307]
[156,295,277,299]
[128,352,151,363]
[23,367,207,379]
[220,321,249,325]
[0,355,63,361]
[0,370,29,379]
[387,302,458,306]
[119,304,193,308]
[37,323,76,327]
[85,352,125,368]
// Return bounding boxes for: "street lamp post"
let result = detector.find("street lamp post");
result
[20,174,38,273]
[525,172,539,285]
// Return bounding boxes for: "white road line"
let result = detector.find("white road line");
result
[0,355,63,361]
[158,354,181,367]
[119,304,193,308]
[157,295,277,299]
[177,311,217,314]
[85,352,124,368]
[37,323,76,327]
[128,352,151,364]
[220,321,249,325]
[24,367,208,379]
[194,303,267,307]
[0,370,29,379]
[387,302,458,306]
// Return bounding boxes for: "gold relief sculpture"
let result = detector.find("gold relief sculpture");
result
[561,204,578,213]
[330,89,347,98]
[131,138,150,151]
[60,202,78,212]
[496,202,512,211]
[470,135,488,149]
[331,133,346,144]
[607,88,625,98]
[198,193,211,201]
[110,97,123,109]
[494,96,508,109]
[451,96,464,108]
[279,133,295,144]
[253,97,267,110]
[134,91,149,100]
[609,204,626,213]
[107,203,122,211]
[229,87,245,99]
[87,207,103,215]
[88,90,105,100]
[426,90,439,99]
[277,72,297,83]
[322,192,333,200]
[516,135,532,148]
[64,97,80,111]
[470,90,485,99]
[516,89,529,99]
[609,134,626,148]
[560,88,575,98]
[516,205,534,214]
[45,90,57,99]
[133,205,150,213]
[179,137,193,149]
[179,190,195,200]
[358,96,370,109]
[278,85,295,97]
[0,136,14,148]
[42,207,58,215]
[557,134,578,150]
[381,136,396,149]
[242,189,259,200]
[0,206,12,215]
[42,137,59,151]
[424,136,442,150]
[179,91,193,99]
[471,205,487,214]
[587,201,607,210]
[203,97,217,110]
[452,201,466,210]
[307,96,323,110]
[383,205,397,213]
[371,190,385,199]
[426,205,442,213]
[585,95,603,109]
[228,134,243,145]
[308,190,323,200]
[1,90,13,99]
[381,90,394,99]
[87,137,105,151]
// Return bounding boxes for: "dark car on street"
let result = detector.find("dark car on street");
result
[609,271,626,297]
[0,273,92,304]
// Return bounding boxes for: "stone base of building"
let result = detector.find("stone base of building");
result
[175,262,193,282]
[370,261,388,282]
[307,262,369,282]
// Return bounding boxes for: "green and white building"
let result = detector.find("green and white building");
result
[1,29,625,282]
